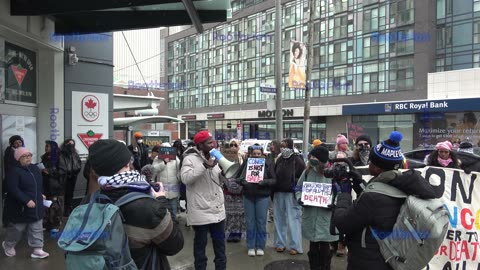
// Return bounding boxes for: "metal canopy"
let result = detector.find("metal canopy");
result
[113,93,164,112]
[10,0,231,34]
[114,116,184,127]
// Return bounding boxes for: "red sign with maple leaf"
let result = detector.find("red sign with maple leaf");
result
[78,130,103,149]
[11,65,27,86]
[81,95,100,122]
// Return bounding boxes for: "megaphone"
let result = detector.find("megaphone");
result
[209,149,240,178]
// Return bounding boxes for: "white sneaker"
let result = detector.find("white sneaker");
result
[248,249,256,257]
[31,248,49,259]
[2,241,15,257]
[256,249,264,256]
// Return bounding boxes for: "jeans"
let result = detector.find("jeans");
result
[243,195,269,250]
[273,192,303,253]
[192,220,227,270]
[167,197,179,221]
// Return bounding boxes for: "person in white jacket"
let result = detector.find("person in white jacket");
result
[152,143,181,223]
[180,131,226,270]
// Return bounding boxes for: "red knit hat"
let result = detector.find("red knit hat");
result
[194,130,212,145]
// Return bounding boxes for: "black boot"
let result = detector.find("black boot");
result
[308,250,321,270]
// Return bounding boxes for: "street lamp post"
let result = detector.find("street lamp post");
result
[303,0,315,156]
[275,0,283,141]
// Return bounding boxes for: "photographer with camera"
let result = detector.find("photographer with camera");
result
[295,146,338,270]
[332,131,436,270]
[350,134,372,167]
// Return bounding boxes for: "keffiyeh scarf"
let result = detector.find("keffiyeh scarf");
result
[98,170,150,192]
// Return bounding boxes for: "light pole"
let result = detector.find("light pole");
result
[302,0,315,156]
[275,0,283,141]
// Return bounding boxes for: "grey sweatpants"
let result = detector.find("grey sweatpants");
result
[3,219,44,248]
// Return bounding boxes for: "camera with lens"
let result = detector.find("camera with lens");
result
[324,162,350,181]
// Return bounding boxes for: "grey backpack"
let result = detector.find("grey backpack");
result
[362,182,449,270]
[58,191,155,270]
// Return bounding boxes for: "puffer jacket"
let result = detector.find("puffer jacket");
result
[333,169,436,270]
[152,157,181,199]
[295,169,338,242]
[97,187,184,270]
[273,153,305,192]
[5,163,44,223]
[180,147,226,226]
[457,151,480,173]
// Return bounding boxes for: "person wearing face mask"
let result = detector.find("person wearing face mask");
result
[58,139,82,217]
[295,146,338,270]
[350,135,372,167]
[425,140,461,169]
[128,132,149,171]
[272,138,306,255]
[330,134,353,160]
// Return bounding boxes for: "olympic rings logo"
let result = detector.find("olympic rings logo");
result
[84,111,98,118]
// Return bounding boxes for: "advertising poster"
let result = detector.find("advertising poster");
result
[72,92,109,159]
[288,40,306,89]
[347,123,365,144]
[413,111,480,149]
[301,182,333,208]
[4,42,36,103]
[246,158,265,183]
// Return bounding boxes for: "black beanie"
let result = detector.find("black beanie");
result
[369,131,404,170]
[309,146,329,163]
[355,134,372,146]
[88,139,132,176]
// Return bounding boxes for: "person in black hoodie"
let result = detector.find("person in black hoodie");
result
[457,141,480,173]
[41,140,63,233]
[58,139,82,217]
[272,138,306,255]
[3,135,24,227]
[88,139,184,269]
[2,147,49,259]
[333,131,436,270]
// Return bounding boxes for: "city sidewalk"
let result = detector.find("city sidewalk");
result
[0,212,347,270]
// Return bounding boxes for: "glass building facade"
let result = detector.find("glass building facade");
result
[167,0,421,110]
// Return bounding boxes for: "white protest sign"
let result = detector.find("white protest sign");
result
[301,181,333,208]
[246,158,265,183]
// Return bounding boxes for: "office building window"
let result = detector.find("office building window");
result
[364,6,386,33]
[390,57,414,91]
[329,0,348,14]
[476,0,480,12]
[329,15,348,40]
[474,22,480,44]
[474,54,480,68]
[390,28,414,55]
[329,41,347,65]
[390,0,414,26]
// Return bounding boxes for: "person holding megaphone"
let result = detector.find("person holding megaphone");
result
[180,130,229,270]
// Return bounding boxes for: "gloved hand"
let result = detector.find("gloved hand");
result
[258,180,267,186]
[333,180,352,194]
[464,167,472,174]
[297,198,305,207]
[349,169,363,185]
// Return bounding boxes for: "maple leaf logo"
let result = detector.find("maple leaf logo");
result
[85,98,97,109]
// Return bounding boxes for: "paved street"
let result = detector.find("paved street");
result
[0,211,347,270]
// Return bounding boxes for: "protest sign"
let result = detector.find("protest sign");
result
[158,147,176,160]
[246,158,265,183]
[301,182,333,208]
[355,166,480,269]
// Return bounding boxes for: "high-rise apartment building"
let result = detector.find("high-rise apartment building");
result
[165,0,480,151]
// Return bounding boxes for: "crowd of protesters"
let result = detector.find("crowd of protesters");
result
[2,129,480,270]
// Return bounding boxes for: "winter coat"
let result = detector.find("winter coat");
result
[97,187,184,270]
[180,147,226,226]
[41,153,63,196]
[273,153,306,193]
[237,157,276,199]
[457,151,480,173]
[333,169,436,270]
[58,151,82,179]
[128,144,149,171]
[152,157,181,199]
[3,146,19,175]
[295,169,338,242]
[4,163,44,223]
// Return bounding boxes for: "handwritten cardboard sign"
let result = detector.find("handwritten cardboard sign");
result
[158,147,176,160]
[246,158,265,183]
[301,182,333,208]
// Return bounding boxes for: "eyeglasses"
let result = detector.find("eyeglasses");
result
[230,144,238,147]
[21,154,33,158]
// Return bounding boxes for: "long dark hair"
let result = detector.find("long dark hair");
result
[426,150,460,168]
[45,140,60,165]
[60,138,80,158]
[172,139,185,158]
